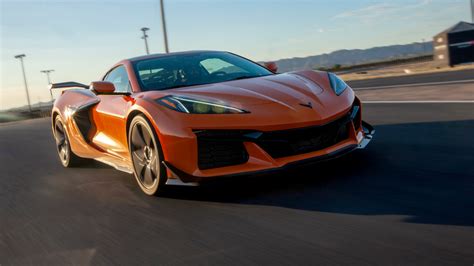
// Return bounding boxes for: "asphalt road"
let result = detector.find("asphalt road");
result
[1,103,474,265]
[347,69,474,88]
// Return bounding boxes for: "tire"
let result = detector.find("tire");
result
[128,115,166,195]
[53,116,88,167]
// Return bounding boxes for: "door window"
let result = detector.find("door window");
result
[104,65,131,93]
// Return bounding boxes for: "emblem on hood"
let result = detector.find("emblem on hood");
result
[299,102,313,109]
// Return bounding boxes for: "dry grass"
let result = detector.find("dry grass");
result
[356,83,474,101]
[341,61,474,81]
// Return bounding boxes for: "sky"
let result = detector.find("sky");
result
[0,0,471,109]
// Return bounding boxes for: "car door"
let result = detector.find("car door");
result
[92,65,133,158]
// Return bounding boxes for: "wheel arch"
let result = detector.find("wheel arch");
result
[51,109,63,137]
[52,111,60,126]
[125,108,164,153]
[126,110,145,139]
[126,108,170,182]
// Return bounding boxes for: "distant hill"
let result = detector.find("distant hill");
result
[273,42,433,72]
[6,101,53,112]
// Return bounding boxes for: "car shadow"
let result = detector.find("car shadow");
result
[158,119,474,227]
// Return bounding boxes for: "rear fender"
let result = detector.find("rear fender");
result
[52,89,101,158]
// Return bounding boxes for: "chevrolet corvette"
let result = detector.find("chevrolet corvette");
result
[51,51,374,195]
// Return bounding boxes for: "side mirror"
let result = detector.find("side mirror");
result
[264,61,278,73]
[90,81,115,94]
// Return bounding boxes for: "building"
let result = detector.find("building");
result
[433,21,474,67]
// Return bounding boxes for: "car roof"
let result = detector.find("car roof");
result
[127,50,227,63]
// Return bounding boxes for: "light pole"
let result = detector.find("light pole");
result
[40,69,55,101]
[471,0,474,23]
[14,54,32,112]
[160,0,169,53]
[141,27,150,54]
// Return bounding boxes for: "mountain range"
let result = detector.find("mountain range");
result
[272,42,433,72]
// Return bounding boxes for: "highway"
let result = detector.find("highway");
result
[1,103,474,265]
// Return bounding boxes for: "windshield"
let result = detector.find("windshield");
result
[133,52,273,91]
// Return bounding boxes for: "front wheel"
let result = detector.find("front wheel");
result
[128,115,166,195]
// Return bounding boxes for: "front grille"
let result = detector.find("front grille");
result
[194,103,359,169]
[354,108,361,130]
[352,98,362,130]
[255,114,350,158]
[196,133,249,170]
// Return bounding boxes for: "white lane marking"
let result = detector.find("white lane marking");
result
[363,100,474,103]
[354,79,474,90]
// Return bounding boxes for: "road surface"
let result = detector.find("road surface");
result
[1,103,474,265]
[347,68,474,89]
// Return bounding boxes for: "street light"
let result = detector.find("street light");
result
[159,0,169,53]
[40,69,55,101]
[141,27,150,54]
[421,38,427,55]
[14,54,32,112]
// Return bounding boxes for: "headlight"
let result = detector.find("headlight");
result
[328,73,348,96]
[156,95,249,114]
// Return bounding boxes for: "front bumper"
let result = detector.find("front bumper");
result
[358,121,375,149]
[163,143,358,183]
[162,117,375,184]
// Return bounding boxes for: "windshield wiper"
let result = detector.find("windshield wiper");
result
[227,75,260,81]
[156,83,204,90]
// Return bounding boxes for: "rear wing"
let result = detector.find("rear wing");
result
[49,82,89,90]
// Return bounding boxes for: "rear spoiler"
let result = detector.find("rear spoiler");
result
[49,82,89,90]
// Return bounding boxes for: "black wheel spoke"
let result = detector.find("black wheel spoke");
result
[150,153,158,176]
[143,166,154,185]
[132,125,146,148]
[132,150,145,163]
[55,124,65,144]
[139,161,147,180]
[56,138,65,149]
[137,124,147,146]
[60,148,65,159]
[133,157,146,179]
[143,128,152,146]
[56,123,64,134]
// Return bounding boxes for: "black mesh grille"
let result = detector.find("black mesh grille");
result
[196,135,249,170]
[256,115,350,158]
[354,107,361,130]
[352,99,362,130]
[194,104,359,169]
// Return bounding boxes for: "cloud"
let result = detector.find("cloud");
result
[333,0,433,20]
[334,3,396,19]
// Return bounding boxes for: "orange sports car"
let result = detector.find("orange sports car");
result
[51,51,374,195]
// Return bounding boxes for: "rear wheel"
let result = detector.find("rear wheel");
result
[128,115,166,195]
[54,116,87,167]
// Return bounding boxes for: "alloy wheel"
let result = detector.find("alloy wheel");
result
[130,122,159,188]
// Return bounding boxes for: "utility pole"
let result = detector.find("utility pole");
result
[160,0,169,53]
[141,27,150,54]
[14,54,32,112]
[40,69,55,101]
[471,0,474,23]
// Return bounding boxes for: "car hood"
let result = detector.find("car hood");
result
[142,72,329,109]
